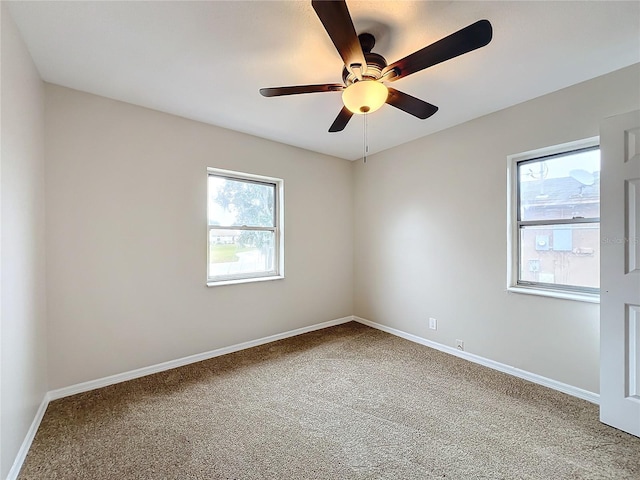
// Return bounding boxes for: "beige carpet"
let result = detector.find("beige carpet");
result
[18,322,640,479]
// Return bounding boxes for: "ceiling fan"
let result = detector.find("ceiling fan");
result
[260,0,492,133]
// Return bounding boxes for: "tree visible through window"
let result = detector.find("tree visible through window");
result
[207,169,283,284]
[509,139,600,298]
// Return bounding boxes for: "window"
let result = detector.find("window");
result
[507,138,600,301]
[207,168,283,285]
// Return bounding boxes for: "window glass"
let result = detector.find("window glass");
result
[518,223,600,289]
[208,176,275,227]
[509,140,600,298]
[208,229,275,279]
[519,149,600,221]
[207,170,282,284]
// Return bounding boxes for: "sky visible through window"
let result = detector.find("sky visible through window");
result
[519,149,600,183]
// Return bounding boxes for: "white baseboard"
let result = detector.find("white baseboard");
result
[353,316,600,405]
[6,394,50,480]
[48,316,354,401]
[8,316,353,480]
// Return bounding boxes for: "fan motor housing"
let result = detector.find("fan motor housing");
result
[342,52,388,85]
[342,33,388,86]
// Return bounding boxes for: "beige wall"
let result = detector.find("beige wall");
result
[44,85,354,390]
[353,64,640,394]
[0,4,48,478]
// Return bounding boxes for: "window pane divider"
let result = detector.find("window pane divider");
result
[208,225,276,232]
[517,217,600,227]
[516,280,599,295]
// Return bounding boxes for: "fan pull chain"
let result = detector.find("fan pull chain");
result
[363,112,369,163]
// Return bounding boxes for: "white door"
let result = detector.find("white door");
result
[600,109,640,437]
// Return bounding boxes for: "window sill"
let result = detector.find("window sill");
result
[507,286,600,304]
[207,275,284,287]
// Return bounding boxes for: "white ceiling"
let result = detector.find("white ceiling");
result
[7,1,640,161]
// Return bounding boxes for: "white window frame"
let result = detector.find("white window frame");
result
[206,167,284,286]
[507,137,600,303]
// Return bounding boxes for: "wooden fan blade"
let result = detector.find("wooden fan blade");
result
[386,88,438,119]
[383,19,492,81]
[260,84,344,97]
[329,106,353,132]
[312,0,366,72]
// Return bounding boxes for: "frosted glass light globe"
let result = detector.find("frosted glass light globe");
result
[342,80,388,115]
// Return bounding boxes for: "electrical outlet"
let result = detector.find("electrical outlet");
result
[428,317,437,330]
[456,339,464,351]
